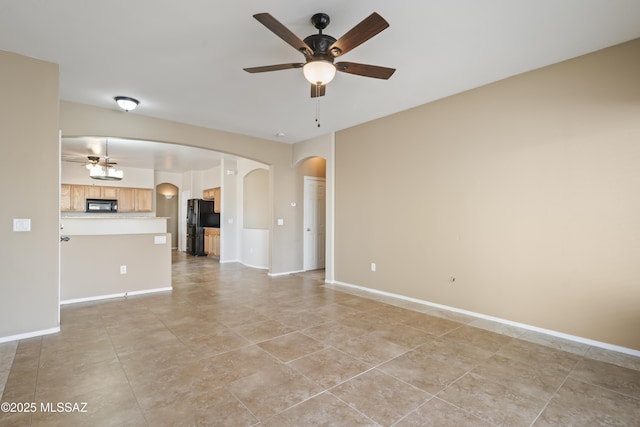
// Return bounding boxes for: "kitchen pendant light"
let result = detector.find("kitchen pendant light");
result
[89,165,124,180]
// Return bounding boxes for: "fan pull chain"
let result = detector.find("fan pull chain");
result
[315,87,321,127]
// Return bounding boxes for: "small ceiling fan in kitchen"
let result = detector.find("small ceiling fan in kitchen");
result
[85,139,124,181]
[243,12,396,98]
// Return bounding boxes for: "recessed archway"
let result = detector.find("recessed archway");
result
[156,183,179,248]
[295,156,327,274]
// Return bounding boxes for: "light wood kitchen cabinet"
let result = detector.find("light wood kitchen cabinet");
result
[134,188,153,212]
[204,228,220,257]
[84,185,102,199]
[212,187,220,213]
[203,187,221,213]
[212,231,220,256]
[61,184,71,211]
[84,185,118,199]
[60,184,85,211]
[102,186,119,199]
[118,188,152,212]
[203,188,214,200]
[61,184,152,212]
[117,188,135,212]
[204,229,212,255]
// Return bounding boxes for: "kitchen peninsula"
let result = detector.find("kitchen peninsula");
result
[60,216,171,304]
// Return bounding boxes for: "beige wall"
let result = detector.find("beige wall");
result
[220,159,239,262]
[244,169,270,229]
[297,157,326,178]
[335,39,640,351]
[59,101,301,274]
[0,51,60,339]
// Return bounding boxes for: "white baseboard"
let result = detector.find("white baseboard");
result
[0,326,60,344]
[331,280,640,358]
[269,269,305,277]
[127,287,172,297]
[241,261,268,270]
[60,286,172,305]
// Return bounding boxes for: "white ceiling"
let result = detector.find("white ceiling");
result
[3,1,640,169]
[61,137,233,172]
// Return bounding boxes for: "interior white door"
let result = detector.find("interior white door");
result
[303,177,326,271]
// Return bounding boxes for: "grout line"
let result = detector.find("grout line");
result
[528,370,572,427]
[566,358,640,401]
[0,341,18,399]
[101,305,151,427]
[325,390,382,426]
[27,337,44,427]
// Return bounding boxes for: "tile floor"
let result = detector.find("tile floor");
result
[1,251,639,426]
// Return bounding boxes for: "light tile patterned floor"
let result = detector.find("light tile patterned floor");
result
[1,251,639,426]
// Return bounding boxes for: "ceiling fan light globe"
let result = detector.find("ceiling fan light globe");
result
[303,61,336,85]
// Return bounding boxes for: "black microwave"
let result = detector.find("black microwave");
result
[86,199,118,213]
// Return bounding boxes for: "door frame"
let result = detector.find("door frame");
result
[303,176,326,271]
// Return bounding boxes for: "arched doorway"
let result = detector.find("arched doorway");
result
[156,183,179,248]
[242,168,270,268]
[297,157,327,272]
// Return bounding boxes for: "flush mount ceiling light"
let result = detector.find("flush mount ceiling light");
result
[114,96,139,112]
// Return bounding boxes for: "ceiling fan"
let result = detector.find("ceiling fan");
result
[86,139,123,181]
[85,139,117,167]
[243,12,395,98]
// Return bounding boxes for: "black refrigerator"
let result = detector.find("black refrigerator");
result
[186,199,219,256]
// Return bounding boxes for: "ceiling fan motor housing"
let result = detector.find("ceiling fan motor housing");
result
[304,13,342,60]
[303,34,337,62]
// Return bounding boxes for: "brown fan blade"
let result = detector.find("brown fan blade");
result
[335,62,395,79]
[253,13,313,57]
[329,12,389,57]
[244,63,304,73]
[310,84,326,98]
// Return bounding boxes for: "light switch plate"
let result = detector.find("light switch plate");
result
[13,218,31,232]
[154,235,167,244]
[277,218,284,226]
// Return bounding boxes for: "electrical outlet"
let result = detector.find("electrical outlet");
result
[370,262,376,272]
[120,265,127,275]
